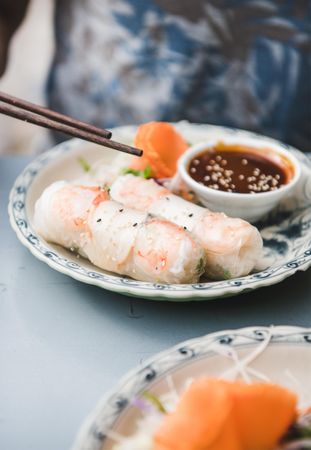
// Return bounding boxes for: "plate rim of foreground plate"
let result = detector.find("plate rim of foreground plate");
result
[8,124,311,301]
[72,325,311,450]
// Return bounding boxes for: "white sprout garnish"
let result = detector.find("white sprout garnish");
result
[165,374,179,404]
[105,429,125,444]
[285,369,311,410]
[220,328,272,381]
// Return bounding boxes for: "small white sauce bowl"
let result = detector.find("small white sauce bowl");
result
[178,136,301,223]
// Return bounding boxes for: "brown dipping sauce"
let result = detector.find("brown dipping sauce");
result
[188,142,292,194]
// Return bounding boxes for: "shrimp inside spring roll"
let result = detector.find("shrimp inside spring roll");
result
[33,181,205,284]
[110,175,263,279]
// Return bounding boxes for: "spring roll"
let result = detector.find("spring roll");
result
[33,182,205,284]
[110,175,263,279]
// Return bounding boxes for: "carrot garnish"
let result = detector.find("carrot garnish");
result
[131,122,188,179]
[154,378,297,450]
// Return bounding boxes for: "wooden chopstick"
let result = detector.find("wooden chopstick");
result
[0,91,112,139]
[0,92,143,157]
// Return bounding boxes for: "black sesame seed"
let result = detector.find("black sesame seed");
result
[119,208,124,212]
[183,226,187,230]
[96,218,101,222]
[165,197,170,201]
[188,213,193,218]
[133,223,138,227]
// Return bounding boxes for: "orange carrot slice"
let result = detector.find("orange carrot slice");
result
[228,381,297,450]
[154,378,241,450]
[132,122,188,178]
[153,378,297,450]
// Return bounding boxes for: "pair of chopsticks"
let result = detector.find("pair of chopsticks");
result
[0,91,143,156]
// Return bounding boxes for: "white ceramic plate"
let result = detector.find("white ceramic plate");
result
[8,123,311,301]
[73,325,311,450]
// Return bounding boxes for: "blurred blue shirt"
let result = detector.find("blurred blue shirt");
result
[48,0,310,151]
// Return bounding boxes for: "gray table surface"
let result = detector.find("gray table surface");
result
[1,155,310,450]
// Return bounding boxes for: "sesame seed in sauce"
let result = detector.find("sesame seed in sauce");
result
[133,223,138,227]
[188,145,287,194]
[96,218,102,222]
[188,213,193,217]
[119,208,124,212]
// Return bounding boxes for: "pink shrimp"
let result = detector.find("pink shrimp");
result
[34,181,109,252]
